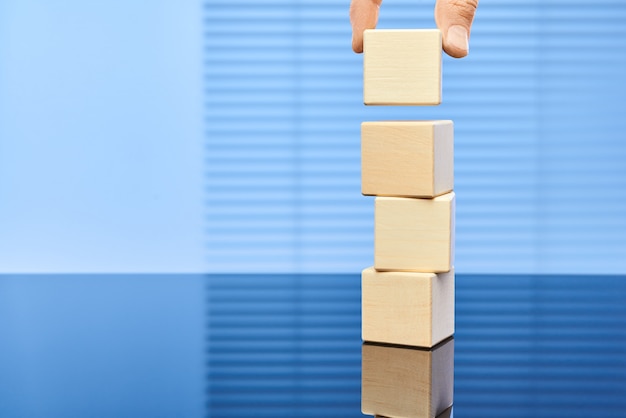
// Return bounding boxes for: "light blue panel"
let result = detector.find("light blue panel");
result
[205,0,626,273]
[0,1,206,272]
[534,3,626,273]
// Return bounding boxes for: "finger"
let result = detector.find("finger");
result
[350,0,383,53]
[434,0,478,58]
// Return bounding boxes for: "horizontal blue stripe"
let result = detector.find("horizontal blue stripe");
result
[205,273,626,417]
[204,0,626,274]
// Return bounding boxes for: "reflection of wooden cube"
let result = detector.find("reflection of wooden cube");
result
[363,29,442,105]
[362,338,454,418]
[362,267,454,347]
[435,407,453,418]
[375,193,454,272]
[361,121,453,198]
[375,409,452,418]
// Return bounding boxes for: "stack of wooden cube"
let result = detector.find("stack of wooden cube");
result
[360,29,455,418]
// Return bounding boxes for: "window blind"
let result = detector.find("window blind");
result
[204,0,626,274]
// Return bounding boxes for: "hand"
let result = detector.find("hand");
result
[350,0,479,58]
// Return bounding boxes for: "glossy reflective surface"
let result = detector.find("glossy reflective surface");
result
[1,274,625,417]
[362,339,454,418]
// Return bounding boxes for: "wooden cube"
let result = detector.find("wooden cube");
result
[374,408,452,418]
[361,267,454,347]
[363,29,442,105]
[362,338,454,418]
[375,193,455,272]
[362,121,453,198]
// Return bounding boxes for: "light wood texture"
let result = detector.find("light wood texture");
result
[375,193,455,272]
[361,121,453,198]
[363,29,442,105]
[362,339,454,418]
[361,267,454,347]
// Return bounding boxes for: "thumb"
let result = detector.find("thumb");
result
[435,0,478,58]
[350,0,383,53]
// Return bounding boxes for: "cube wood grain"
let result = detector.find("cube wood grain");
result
[362,121,453,198]
[361,267,454,347]
[375,193,455,272]
[362,338,454,418]
[363,29,442,105]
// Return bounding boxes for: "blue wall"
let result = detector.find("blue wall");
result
[0,1,206,273]
[204,0,626,274]
[1,2,625,273]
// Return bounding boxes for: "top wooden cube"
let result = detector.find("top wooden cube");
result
[363,29,442,106]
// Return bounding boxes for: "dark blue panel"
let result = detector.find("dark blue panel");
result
[207,274,361,417]
[2,274,625,417]
[207,274,626,417]
[0,274,207,418]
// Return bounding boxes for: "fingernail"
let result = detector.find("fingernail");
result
[447,25,469,55]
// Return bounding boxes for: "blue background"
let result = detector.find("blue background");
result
[1,0,625,274]
[1,0,626,417]
[0,1,206,273]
